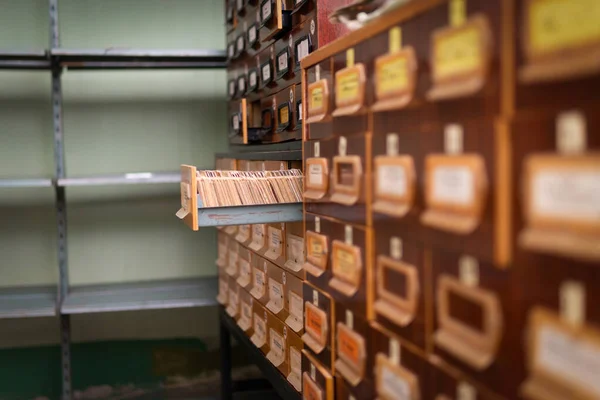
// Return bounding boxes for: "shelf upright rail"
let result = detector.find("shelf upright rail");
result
[49,1,72,399]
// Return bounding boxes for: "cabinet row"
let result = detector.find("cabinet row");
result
[218,242,600,400]
[302,0,600,133]
[302,106,600,267]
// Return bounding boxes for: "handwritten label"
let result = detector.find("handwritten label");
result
[308,163,323,185]
[237,35,245,53]
[279,105,289,125]
[338,325,364,369]
[305,302,326,345]
[253,313,267,346]
[310,86,323,111]
[432,165,474,206]
[232,114,240,132]
[262,0,272,22]
[376,53,409,97]
[268,226,283,256]
[248,25,257,45]
[268,278,284,312]
[333,243,361,285]
[249,71,257,89]
[262,63,271,82]
[378,164,407,196]
[289,291,303,325]
[269,328,286,364]
[287,235,304,263]
[239,259,251,285]
[278,52,288,73]
[529,0,600,55]
[532,168,600,222]
[288,347,302,390]
[297,37,310,62]
[336,68,361,103]
[434,25,482,80]
[253,268,266,298]
[238,77,246,93]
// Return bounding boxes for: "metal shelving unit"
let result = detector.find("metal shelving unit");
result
[61,278,217,314]
[217,141,302,161]
[0,1,228,399]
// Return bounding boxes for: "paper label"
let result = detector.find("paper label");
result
[529,0,600,55]
[308,234,325,260]
[232,114,240,131]
[537,325,600,396]
[308,164,324,185]
[269,328,286,362]
[376,53,409,96]
[378,164,407,196]
[278,52,288,72]
[297,38,310,62]
[262,1,272,21]
[435,25,482,80]
[262,63,271,82]
[381,364,411,399]
[238,77,245,93]
[269,279,284,311]
[237,0,244,11]
[248,25,257,44]
[253,314,267,344]
[288,235,304,262]
[289,347,302,385]
[268,227,283,256]
[298,101,303,121]
[229,80,235,96]
[249,71,257,89]
[252,224,266,247]
[338,326,363,367]
[432,165,474,206]
[532,169,600,222]
[310,86,323,111]
[336,68,361,103]
[253,268,266,297]
[237,36,244,52]
[289,291,303,324]
[228,44,234,58]
[333,245,360,284]
[305,303,326,342]
[239,224,250,240]
[279,105,289,125]
[240,301,252,325]
[239,259,251,282]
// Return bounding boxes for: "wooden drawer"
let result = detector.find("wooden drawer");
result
[286,328,304,392]
[334,303,374,398]
[248,223,268,256]
[271,84,302,142]
[266,261,288,321]
[250,254,269,305]
[512,106,600,265]
[372,235,426,351]
[302,349,335,400]
[284,221,305,280]
[258,0,293,45]
[238,287,255,337]
[302,281,335,371]
[251,300,270,354]
[305,58,334,141]
[419,117,510,266]
[431,248,518,399]
[266,309,289,376]
[265,222,286,267]
[304,134,371,225]
[225,240,240,280]
[228,98,248,144]
[427,358,502,400]
[226,277,241,320]
[369,322,428,400]
[303,213,334,291]
[285,272,304,336]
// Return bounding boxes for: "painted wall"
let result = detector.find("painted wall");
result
[0,0,226,353]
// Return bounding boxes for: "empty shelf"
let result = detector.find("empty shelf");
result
[61,277,218,314]
[197,203,302,227]
[51,48,227,69]
[57,172,180,187]
[0,286,56,318]
[217,141,302,161]
[0,178,53,188]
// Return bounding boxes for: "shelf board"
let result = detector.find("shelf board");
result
[220,307,301,400]
[61,277,218,314]
[0,178,53,188]
[217,141,302,161]
[51,48,227,69]
[0,286,56,318]
[197,202,302,227]
[57,172,180,187]
[0,50,50,69]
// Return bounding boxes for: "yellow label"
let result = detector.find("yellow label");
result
[310,239,323,256]
[334,247,358,280]
[279,105,289,124]
[336,69,361,103]
[377,54,409,97]
[347,48,355,67]
[435,25,482,80]
[310,87,324,111]
[529,0,600,55]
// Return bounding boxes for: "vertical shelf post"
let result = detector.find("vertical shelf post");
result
[220,318,233,400]
[50,1,72,399]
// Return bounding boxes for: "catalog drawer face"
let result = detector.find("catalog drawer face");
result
[370,323,428,400]
[302,349,334,400]
[373,235,426,350]
[251,301,270,354]
[516,0,600,111]
[286,329,304,392]
[267,310,290,376]
[266,262,288,320]
[284,221,305,279]
[238,288,254,336]
[427,359,499,400]
[302,282,334,370]
[334,304,373,399]
[420,119,509,266]
[304,213,333,291]
[431,249,518,399]
[305,59,334,141]
[512,107,600,265]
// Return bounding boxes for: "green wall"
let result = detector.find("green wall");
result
[0,1,227,396]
